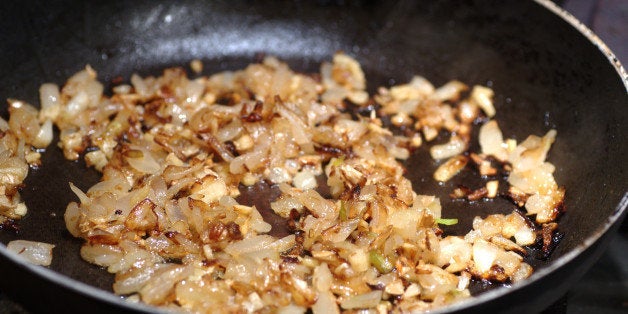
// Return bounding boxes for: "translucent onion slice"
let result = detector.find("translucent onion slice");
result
[7,240,55,266]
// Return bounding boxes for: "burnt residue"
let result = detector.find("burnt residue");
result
[223,141,239,157]
[504,188,528,208]
[281,256,299,263]
[226,221,243,241]
[0,219,20,234]
[240,100,264,122]
[343,97,380,120]
[142,97,173,126]
[286,208,301,233]
[537,222,563,260]
[215,92,242,106]
[450,185,473,199]
[468,278,507,295]
[467,186,489,201]
[205,222,226,242]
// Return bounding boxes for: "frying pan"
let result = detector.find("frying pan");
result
[0,0,626,313]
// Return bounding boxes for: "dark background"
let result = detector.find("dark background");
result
[0,0,626,313]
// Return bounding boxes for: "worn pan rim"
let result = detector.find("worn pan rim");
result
[436,0,628,311]
[439,198,627,313]
[0,0,626,312]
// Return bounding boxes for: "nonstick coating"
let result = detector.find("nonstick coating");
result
[0,0,626,313]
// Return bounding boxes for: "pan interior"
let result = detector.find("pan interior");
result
[0,0,626,310]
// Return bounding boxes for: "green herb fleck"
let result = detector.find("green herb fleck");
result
[330,156,346,167]
[339,201,347,221]
[435,218,459,225]
[369,250,394,273]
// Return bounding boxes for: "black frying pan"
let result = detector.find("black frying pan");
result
[0,0,626,313]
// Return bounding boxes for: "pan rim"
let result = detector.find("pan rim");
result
[0,0,626,312]
[532,0,628,90]
[433,0,628,311]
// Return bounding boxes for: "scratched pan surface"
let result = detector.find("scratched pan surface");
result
[0,0,626,313]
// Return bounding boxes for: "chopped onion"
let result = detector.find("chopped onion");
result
[479,120,507,161]
[472,239,499,274]
[340,290,382,310]
[433,155,468,182]
[430,136,467,160]
[224,235,277,256]
[7,240,55,266]
[8,54,564,312]
[139,264,194,305]
[312,291,339,314]
[430,81,468,102]
[471,85,495,117]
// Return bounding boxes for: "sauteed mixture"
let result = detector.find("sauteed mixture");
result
[1,54,565,312]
